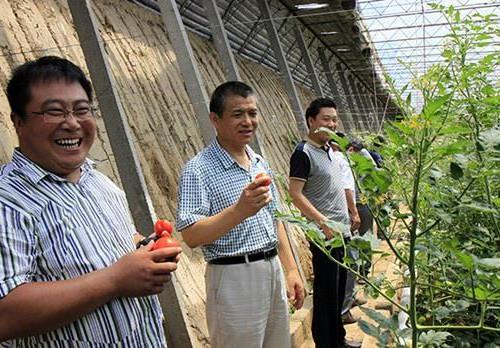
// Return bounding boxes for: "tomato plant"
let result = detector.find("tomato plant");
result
[277,6,499,347]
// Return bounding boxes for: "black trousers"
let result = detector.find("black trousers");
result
[310,242,347,348]
[356,203,374,277]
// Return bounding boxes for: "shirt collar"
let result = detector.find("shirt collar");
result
[10,148,95,185]
[210,138,261,170]
[306,136,329,151]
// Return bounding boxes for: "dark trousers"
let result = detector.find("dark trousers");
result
[310,242,347,348]
[356,203,374,277]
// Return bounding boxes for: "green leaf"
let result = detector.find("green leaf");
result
[457,203,498,214]
[419,330,452,347]
[477,258,500,270]
[358,319,379,337]
[456,251,474,271]
[483,96,500,106]
[422,94,451,120]
[434,306,451,321]
[358,307,392,328]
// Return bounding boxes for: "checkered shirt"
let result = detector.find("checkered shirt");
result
[176,139,280,261]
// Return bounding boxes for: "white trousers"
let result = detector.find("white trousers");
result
[205,256,290,348]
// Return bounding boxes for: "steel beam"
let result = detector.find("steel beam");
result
[158,0,214,146]
[318,48,355,132]
[257,0,307,136]
[203,0,266,155]
[294,25,323,97]
[67,1,193,348]
[335,63,357,116]
[204,0,240,81]
[317,48,343,108]
[347,73,366,130]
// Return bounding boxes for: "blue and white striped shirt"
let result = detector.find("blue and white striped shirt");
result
[176,139,280,261]
[0,150,166,347]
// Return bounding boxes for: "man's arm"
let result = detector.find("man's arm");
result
[181,177,271,248]
[276,221,304,309]
[289,178,335,239]
[0,243,181,341]
[345,189,360,231]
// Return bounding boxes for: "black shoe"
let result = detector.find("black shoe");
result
[351,297,368,307]
[341,310,360,324]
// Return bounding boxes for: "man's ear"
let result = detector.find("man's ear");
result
[209,112,219,128]
[10,112,24,132]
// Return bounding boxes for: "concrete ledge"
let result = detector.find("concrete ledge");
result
[290,296,313,348]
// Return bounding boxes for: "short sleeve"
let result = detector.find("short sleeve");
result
[0,204,38,298]
[175,163,211,232]
[289,150,310,180]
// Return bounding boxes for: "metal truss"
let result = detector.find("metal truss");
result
[358,0,500,110]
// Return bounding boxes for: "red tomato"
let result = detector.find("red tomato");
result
[154,219,173,237]
[255,172,272,186]
[152,236,180,250]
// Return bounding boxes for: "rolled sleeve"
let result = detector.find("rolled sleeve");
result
[0,205,38,298]
[175,164,211,231]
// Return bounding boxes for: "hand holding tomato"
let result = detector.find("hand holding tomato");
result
[234,174,272,219]
[255,172,272,186]
[110,240,181,297]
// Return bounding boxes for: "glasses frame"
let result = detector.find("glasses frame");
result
[30,106,97,124]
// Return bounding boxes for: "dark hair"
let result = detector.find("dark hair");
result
[6,56,93,120]
[209,81,254,117]
[305,97,337,128]
[348,139,364,151]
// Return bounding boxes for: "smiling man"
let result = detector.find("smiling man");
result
[176,81,304,348]
[0,56,181,347]
[288,98,361,348]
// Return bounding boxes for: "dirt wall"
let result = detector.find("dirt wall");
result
[0,0,319,345]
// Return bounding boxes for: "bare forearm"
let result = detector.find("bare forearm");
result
[290,193,326,224]
[276,222,298,273]
[345,189,357,216]
[0,269,114,341]
[181,204,245,248]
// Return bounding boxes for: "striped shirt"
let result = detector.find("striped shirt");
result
[0,150,166,347]
[289,139,351,236]
[176,139,279,261]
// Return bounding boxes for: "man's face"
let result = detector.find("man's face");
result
[13,80,96,181]
[210,94,258,148]
[308,107,338,143]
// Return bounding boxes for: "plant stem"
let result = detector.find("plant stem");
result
[310,238,409,314]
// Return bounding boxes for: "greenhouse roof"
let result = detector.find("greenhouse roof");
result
[358,0,500,110]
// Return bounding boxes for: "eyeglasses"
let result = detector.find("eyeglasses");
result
[30,106,96,124]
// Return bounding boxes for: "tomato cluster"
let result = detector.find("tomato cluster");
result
[152,219,180,250]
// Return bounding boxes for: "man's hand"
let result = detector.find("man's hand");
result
[286,269,304,309]
[234,177,272,219]
[107,241,182,297]
[350,212,361,232]
[319,220,338,240]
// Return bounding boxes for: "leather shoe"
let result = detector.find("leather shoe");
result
[351,297,368,307]
[342,339,362,348]
[342,310,359,324]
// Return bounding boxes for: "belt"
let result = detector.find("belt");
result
[208,248,278,265]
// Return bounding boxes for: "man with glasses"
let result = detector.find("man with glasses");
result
[0,56,181,346]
